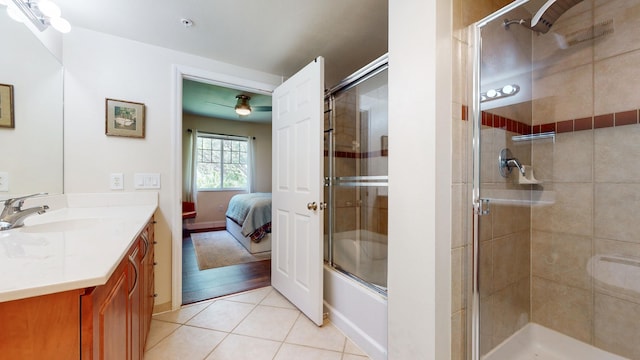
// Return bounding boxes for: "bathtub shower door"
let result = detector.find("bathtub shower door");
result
[327,67,388,293]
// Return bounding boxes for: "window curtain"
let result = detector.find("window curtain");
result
[184,129,199,204]
[248,136,257,193]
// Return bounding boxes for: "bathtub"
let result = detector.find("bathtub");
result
[324,265,388,360]
[482,323,627,360]
[330,230,388,289]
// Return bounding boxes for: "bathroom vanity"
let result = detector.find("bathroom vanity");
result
[0,193,157,359]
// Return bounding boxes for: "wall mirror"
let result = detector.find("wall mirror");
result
[0,14,63,198]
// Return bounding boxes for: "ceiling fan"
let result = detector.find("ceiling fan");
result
[207,94,272,116]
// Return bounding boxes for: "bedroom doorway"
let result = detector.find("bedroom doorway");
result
[180,77,275,305]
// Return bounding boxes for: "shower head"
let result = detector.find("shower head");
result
[529,0,584,33]
[503,0,584,34]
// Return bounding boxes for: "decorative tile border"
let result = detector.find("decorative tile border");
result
[461,105,640,135]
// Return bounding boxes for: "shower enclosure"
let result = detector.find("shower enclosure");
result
[322,54,388,360]
[471,0,640,359]
[324,56,389,294]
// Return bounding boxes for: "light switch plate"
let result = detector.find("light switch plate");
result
[134,173,160,189]
[0,172,8,192]
[110,173,124,190]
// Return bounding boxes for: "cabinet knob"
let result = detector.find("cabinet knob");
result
[153,262,158,266]
[153,293,158,298]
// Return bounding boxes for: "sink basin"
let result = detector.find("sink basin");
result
[20,218,102,233]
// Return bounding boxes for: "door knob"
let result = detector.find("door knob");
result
[307,202,318,210]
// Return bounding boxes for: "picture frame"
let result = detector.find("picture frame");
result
[105,98,145,138]
[0,84,15,129]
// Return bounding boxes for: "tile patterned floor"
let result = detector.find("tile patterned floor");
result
[144,286,372,360]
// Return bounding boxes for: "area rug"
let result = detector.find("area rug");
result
[191,231,270,270]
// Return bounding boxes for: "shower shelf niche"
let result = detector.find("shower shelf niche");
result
[515,165,543,185]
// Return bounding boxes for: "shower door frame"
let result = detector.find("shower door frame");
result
[470,1,531,359]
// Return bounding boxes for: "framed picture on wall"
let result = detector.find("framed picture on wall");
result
[0,84,15,129]
[105,98,145,138]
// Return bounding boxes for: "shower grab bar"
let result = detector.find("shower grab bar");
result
[333,175,388,187]
[511,131,555,142]
[335,182,388,187]
[334,175,388,181]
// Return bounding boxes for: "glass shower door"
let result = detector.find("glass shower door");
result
[471,1,537,358]
[324,66,388,293]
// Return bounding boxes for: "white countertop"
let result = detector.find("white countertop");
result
[0,193,157,302]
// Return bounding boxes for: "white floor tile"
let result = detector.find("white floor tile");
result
[143,325,226,360]
[259,289,297,309]
[186,300,255,332]
[152,300,212,324]
[285,315,346,352]
[204,333,281,360]
[144,286,375,360]
[145,320,180,351]
[342,354,371,360]
[233,305,300,341]
[274,343,342,360]
[344,338,369,356]
[224,286,273,304]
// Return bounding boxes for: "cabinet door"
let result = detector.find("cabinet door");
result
[82,239,140,360]
[0,290,81,359]
[99,266,129,360]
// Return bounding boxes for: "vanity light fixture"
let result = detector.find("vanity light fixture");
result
[480,84,520,103]
[7,0,71,33]
[234,95,252,116]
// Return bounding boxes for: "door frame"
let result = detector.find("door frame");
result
[170,64,277,310]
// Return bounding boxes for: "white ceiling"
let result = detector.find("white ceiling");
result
[54,0,388,88]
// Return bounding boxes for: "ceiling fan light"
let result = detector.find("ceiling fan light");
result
[234,95,252,116]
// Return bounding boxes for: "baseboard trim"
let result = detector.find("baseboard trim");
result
[185,220,226,232]
[153,301,172,314]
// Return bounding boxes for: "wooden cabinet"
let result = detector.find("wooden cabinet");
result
[82,219,155,360]
[0,218,155,360]
[0,289,83,360]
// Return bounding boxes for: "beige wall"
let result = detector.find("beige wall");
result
[182,114,272,228]
[63,27,281,310]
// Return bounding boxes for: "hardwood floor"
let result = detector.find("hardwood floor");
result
[182,231,271,305]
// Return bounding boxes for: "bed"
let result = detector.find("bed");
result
[225,192,272,254]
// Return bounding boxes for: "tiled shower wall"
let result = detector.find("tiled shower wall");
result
[530,0,640,358]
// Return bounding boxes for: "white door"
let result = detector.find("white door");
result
[271,57,325,326]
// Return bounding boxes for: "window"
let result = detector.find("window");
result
[196,134,249,190]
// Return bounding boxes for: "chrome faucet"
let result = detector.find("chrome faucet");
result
[0,193,49,231]
[499,148,526,177]
[506,158,526,176]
